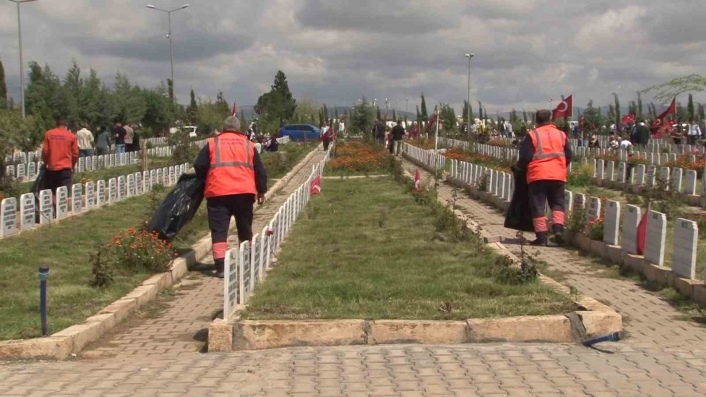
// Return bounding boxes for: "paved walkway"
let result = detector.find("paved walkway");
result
[79,149,330,359]
[2,156,706,396]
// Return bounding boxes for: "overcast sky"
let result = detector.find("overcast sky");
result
[1,0,704,114]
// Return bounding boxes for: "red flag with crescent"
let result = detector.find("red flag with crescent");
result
[579,114,585,132]
[409,123,420,139]
[425,113,439,134]
[310,176,321,195]
[552,95,573,120]
[414,170,422,191]
[231,101,237,117]
[621,114,636,124]
[651,98,676,129]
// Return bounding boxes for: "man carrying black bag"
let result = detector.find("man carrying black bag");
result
[193,116,268,278]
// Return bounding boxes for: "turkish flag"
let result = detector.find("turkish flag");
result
[652,98,676,129]
[636,211,648,255]
[621,114,636,124]
[310,176,321,195]
[231,101,237,117]
[409,123,420,139]
[414,170,421,191]
[552,95,573,120]
[579,115,585,132]
[425,113,438,134]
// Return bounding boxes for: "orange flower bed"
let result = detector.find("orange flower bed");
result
[107,229,177,272]
[666,154,706,175]
[330,142,393,172]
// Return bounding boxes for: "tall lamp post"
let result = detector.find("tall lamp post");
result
[146,4,190,102]
[465,53,474,136]
[9,0,39,119]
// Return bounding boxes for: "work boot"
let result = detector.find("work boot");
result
[553,224,565,246]
[214,259,225,279]
[530,232,548,246]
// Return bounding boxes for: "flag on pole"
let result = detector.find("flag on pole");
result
[231,101,237,117]
[310,176,321,195]
[651,98,676,129]
[409,123,420,139]
[414,170,422,191]
[552,95,573,120]
[621,114,636,124]
[579,114,585,133]
[636,211,648,255]
[425,112,438,134]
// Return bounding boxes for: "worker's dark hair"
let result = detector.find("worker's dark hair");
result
[56,117,67,127]
[535,110,552,125]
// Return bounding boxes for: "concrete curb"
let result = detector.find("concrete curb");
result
[207,156,621,352]
[0,145,322,361]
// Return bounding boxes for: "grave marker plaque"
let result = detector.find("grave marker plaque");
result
[587,197,601,222]
[162,167,169,185]
[596,160,604,179]
[96,181,106,207]
[78,157,85,173]
[564,190,573,212]
[108,178,117,204]
[86,156,93,171]
[20,193,35,230]
[672,219,697,279]
[224,248,239,317]
[239,241,251,305]
[28,162,36,181]
[671,168,683,193]
[127,174,135,197]
[136,172,143,195]
[686,170,697,195]
[56,186,68,219]
[645,210,667,267]
[591,159,597,177]
[622,205,641,254]
[252,234,261,288]
[16,163,26,181]
[604,200,620,245]
[617,162,626,183]
[39,189,53,225]
[109,154,115,167]
[1,198,17,237]
[646,165,656,186]
[86,182,95,209]
[659,167,670,189]
[117,176,126,201]
[169,166,175,186]
[6,165,14,179]
[72,184,83,214]
[573,193,586,212]
[606,161,615,181]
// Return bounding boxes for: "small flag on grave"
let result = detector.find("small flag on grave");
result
[414,170,422,191]
[310,176,321,195]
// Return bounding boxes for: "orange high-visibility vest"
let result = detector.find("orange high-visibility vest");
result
[527,124,567,184]
[204,132,257,199]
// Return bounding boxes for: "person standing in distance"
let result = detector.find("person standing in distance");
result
[124,123,135,152]
[42,117,79,196]
[76,123,95,158]
[517,110,572,246]
[113,121,126,154]
[193,116,268,278]
[390,120,406,156]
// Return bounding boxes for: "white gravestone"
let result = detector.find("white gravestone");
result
[162,167,169,185]
[39,189,53,225]
[671,168,683,193]
[169,166,176,186]
[659,167,670,190]
[6,165,14,179]
[56,186,68,219]
[239,241,251,305]
[617,162,626,183]
[117,176,126,201]
[591,159,597,177]
[587,197,601,222]
[573,193,586,212]
[144,171,151,192]
[503,174,511,201]
[252,234,261,289]
[16,163,26,181]
[127,174,135,197]
[603,200,620,246]
[1,198,18,237]
[135,172,143,195]
[110,154,115,167]
[108,178,117,204]
[564,190,573,212]
[97,181,106,207]
[155,169,162,187]
[636,164,646,185]
[224,248,239,317]
[685,170,697,195]
[596,160,604,179]
[86,182,95,209]
[86,156,92,171]
[20,193,35,230]
[262,224,272,273]
[672,219,697,280]
[606,161,615,181]
[645,210,667,267]
[646,165,656,186]
[72,184,83,214]
[28,162,36,181]
[78,157,85,173]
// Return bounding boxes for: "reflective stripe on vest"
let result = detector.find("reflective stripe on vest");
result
[212,136,253,170]
[532,129,566,160]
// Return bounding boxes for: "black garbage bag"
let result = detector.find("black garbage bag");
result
[149,173,205,241]
[504,165,534,233]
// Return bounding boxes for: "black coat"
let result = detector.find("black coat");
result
[504,166,534,233]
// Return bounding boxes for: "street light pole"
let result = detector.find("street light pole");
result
[10,0,38,119]
[465,53,474,136]
[147,4,190,103]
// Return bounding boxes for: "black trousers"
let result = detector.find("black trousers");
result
[207,194,255,268]
[528,180,565,218]
[45,169,73,195]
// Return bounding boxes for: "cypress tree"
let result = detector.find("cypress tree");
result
[613,93,621,125]
[637,92,643,119]
[688,94,695,120]
[420,94,428,122]
[0,58,6,109]
[377,106,382,121]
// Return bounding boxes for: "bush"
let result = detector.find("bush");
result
[487,255,539,285]
[567,164,592,188]
[170,131,200,165]
[567,207,587,234]
[585,218,604,241]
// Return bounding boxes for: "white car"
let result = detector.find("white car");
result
[169,126,198,138]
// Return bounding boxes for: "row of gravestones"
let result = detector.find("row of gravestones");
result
[0,162,190,239]
[576,157,702,195]
[567,137,701,155]
[404,144,446,170]
[4,137,174,164]
[447,158,515,202]
[564,190,699,280]
[4,149,175,182]
[223,149,332,319]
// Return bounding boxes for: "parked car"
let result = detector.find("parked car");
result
[278,124,320,142]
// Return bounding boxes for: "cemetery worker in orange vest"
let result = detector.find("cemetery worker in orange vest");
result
[42,117,79,196]
[517,110,572,246]
[193,116,268,278]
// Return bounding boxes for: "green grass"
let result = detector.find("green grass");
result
[242,177,577,321]
[0,144,316,341]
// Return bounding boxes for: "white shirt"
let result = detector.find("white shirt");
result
[77,128,94,150]
[338,122,345,132]
[620,140,633,150]
[689,124,702,136]
[321,126,330,136]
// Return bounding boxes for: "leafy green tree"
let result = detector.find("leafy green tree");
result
[676,101,688,123]
[0,58,6,110]
[167,79,174,101]
[256,70,297,125]
[509,109,519,123]
[113,72,146,124]
[186,89,198,124]
[613,93,620,126]
[637,92,643,119]
[583,100,604,131]
[607,104,615,127]
[142,89,174,135]
[215,91,230,118]
[642,74,706,102]
[420,94,428,122]
[352,96,375,139]
[439,103,457,134]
